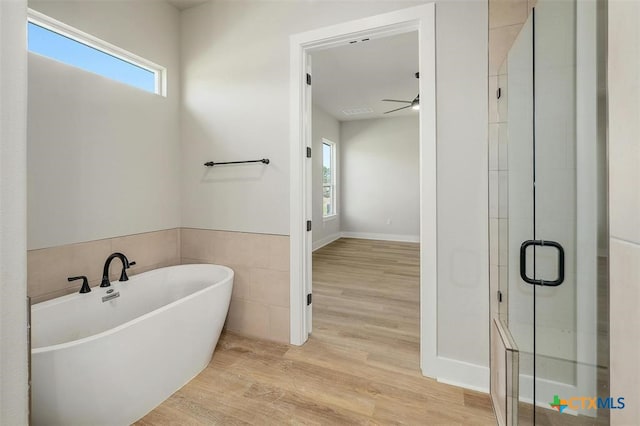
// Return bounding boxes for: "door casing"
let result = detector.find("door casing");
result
[288,3,438,379]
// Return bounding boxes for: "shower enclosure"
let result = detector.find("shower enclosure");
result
[490,0,609,424]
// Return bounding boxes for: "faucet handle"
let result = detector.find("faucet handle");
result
[119,260,135,282]
[68,276,91,294]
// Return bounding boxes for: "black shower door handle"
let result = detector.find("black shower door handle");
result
[519,240,565,286]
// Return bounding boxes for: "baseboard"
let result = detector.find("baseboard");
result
[340,231,420,243]
[426,357,490,394]
[312,233,341,251]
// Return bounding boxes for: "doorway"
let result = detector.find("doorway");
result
[309,30,421,371]
[288,4,437,377]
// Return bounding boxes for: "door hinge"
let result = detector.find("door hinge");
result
[307,293,312,305]
[497,87,502,99]
[306,220,312,231]
[306,147,312,158]
[497,290,503,303]
[306,73,312,85]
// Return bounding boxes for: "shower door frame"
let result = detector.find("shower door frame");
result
[527,0,600,414]
[493,0,602,419]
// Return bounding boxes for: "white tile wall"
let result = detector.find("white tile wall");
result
[610,239,640,424]
[609,1,640,420]
[498,123,508,170]
[490,123,499,171]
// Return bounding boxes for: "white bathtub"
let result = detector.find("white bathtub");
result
[31,263,233,426]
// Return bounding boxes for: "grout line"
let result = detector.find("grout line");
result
[610,236,640,248]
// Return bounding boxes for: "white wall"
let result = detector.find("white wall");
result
[182,0,489,386]
[340,116,419,241]
[27,1,181,249]
[435,0,489,372]
[312,104,341,249]
[0,0,29,423]
[609,0,640,423]
[180,0,425,235]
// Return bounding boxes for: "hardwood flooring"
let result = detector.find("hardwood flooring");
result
[311,238,422,374]
[138,238,496,425]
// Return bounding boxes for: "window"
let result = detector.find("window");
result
[27,10,165,95]
[322,139,337,218]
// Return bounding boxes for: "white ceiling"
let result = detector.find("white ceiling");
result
[311,31,419,122]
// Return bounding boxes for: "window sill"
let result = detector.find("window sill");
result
[323,215,338,222]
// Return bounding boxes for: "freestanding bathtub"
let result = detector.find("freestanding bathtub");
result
[31,263,233,426]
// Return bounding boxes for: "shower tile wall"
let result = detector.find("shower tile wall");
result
[181,228,290,343]
[488,0,534,323]
[488,1,533,418]
[27,229,181,304]
[609,0,640,421]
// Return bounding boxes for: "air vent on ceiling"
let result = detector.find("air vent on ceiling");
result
[341,107,374,116]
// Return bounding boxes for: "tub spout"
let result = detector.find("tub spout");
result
[100,253,135,287]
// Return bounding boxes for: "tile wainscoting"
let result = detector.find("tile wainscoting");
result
[27,227,290,344]
[27,228,181,304]
[181,228,290,344]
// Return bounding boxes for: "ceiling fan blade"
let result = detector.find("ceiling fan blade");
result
[384,105,412,114]
[381,99,412,103]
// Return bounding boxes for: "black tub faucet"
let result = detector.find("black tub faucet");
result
[100,252,136,287]
[69,276,91,293]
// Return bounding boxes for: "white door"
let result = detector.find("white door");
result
[304,54,313,336]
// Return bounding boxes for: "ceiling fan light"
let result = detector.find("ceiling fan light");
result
[412,102,420,111]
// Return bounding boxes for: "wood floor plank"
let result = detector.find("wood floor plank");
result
[138,238,496,425]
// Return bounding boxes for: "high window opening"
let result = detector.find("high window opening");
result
[27,10,165,96]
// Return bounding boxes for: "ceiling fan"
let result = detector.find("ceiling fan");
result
[382,72,420,114]
[382,95,419,114]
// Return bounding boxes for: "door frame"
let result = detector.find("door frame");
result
[288,3,438,378]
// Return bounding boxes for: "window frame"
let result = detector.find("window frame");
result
[27,9,167,96]
[322,138,338,220]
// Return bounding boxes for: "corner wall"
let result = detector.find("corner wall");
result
[27,0,181,250]
[311,111,420,248]
[181,229,290,343]
[340,116,420,241]
[0,0,28,422]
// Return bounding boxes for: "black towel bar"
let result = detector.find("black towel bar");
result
[204,159,270,167]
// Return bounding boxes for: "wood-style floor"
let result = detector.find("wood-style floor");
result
[138,238,496,425]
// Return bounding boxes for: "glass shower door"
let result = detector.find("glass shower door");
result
[500,0,608,424]
[531,0,607,423]
[504,10,534,424]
